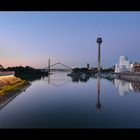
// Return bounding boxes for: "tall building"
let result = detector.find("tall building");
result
[96,36,102,72]
[130,62,140,73]
[115,56,131,73]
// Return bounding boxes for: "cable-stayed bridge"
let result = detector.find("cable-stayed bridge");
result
[42,59,73,72]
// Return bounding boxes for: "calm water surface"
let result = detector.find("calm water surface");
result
[0,72,140,128]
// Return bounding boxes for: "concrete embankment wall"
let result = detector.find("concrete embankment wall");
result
[0,83,30,110]
[0,71,15,76]
[120,73,140,82]
[0,75,30,110]
[0,75,21,87]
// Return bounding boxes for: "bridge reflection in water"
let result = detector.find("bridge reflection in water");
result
[44,72,103,112]
[1,72,140,113]
[43,73,72,87]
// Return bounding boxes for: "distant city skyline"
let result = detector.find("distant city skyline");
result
[0,12,140,69]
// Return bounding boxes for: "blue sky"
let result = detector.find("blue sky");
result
[0,12,140,69]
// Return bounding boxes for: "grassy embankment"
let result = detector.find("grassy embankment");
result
[0,76,28,95]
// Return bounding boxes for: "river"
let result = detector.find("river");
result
[0,72,140,128]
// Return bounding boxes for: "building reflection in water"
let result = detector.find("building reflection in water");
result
[96,77,101,112]
[114,79,140,96]
[71,75,90,83]
[131,82,140,92]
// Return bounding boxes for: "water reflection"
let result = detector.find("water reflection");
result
[131,82,140,92]
[69,74,140,96]
[15,73,140,112]
[16,74,44,82]
[114,79,140,96]
[96,78,101,112]
[2,72,140,128]
[71,75,90,83]
[70,75,102,112]
[43,73,72,87]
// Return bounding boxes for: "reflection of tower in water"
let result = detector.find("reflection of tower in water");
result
[96,78,101,112]
[48,74,50,84]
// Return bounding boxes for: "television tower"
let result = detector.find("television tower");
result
[96,36,102,72]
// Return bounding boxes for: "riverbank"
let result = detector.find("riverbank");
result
[0,75,29,95]
[0,71,15,76]
[0,83,30,110]
[120,73,140,82]
[67,72,120,79]
[0,75,30,110]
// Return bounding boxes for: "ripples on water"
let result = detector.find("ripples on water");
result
[0,72,140,128]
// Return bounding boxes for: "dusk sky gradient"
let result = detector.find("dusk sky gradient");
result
[0,12,140,69]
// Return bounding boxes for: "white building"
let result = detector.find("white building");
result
[115,56,131,73]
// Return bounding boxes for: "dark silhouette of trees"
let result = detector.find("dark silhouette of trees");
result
[72,68,81,73]
[72,66,115,74]
[6,66,48,76]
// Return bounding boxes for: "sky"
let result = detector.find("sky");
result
[0,11,140,69]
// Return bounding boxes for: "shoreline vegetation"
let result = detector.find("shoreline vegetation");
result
[5,66,48,76]
[2,65,49,81]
